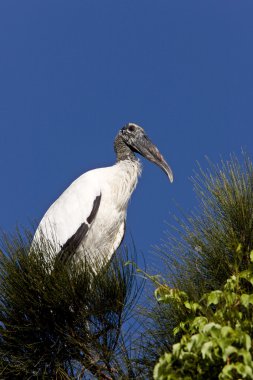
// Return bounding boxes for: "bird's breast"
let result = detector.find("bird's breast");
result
[107,159,142,210]
[78,159,142,263]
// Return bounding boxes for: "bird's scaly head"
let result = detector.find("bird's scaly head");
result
[119,123,173,183]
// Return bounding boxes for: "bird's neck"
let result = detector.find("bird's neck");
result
[113,136,142,199]
[114,135,136,162]
[114,159,142,206]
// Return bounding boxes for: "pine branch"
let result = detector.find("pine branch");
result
[0,232,143,379]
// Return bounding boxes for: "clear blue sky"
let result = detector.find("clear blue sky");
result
[1,1,253,270]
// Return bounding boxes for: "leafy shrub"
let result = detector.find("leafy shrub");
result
[154,248,253,380]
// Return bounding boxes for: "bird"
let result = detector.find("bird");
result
[32,123,173,268]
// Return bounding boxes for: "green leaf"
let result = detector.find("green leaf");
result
[207,290,223,306]
[153,353,172,380]
[221,326,234,338]
[224,291,237,305]
[180,351,197,362]
[235,363,253,378]
[236,244,242,253]
[192,302,202,313]
[222,345,237,361]
[172,343,181,357]
[220,364,238,379]
[186,333,205,352]
[237,348,252,366]
[224,275,237,291]
[173,326,180,336]
[202,322,221,338]
[155,286,188,304]
[240,294,252,308]
[201,341,214,360]
[184,301,192,310]
[191,316,208,331]
[244,334,251,352]
[240,270,253,286]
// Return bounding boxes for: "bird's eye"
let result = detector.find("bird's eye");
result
[128,125,135,132]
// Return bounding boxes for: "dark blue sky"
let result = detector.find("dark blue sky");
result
[1,1,253,269]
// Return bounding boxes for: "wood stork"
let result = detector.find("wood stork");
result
[32,123,173,267]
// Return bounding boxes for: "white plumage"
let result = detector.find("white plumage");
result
[33,160,141,265]
[32,123,173,267]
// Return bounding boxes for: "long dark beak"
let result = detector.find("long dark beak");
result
[132,135,173,183]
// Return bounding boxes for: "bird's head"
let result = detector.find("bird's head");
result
[118,123,173,183]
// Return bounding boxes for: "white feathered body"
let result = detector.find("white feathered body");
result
[33,159,142,264]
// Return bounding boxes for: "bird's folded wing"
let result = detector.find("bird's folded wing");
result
[32,171,102,256]
[57,194,101,263]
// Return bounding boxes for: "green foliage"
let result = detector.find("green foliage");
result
[136,154,253,376]
[163,154,253,294]
[0,231,142,379]
[153,249,253,380]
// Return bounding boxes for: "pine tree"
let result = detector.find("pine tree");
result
[0,231,143,379]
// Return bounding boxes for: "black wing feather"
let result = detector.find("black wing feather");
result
[57,194,101,264]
